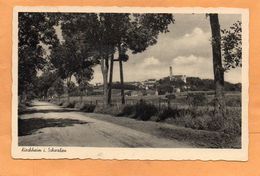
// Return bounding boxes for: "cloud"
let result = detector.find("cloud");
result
[173,54,203,65]
[131,27,212,67]
[162,27,211,59]
[140,57,160,67]
[178,27,211,48]
[171,55,213,79]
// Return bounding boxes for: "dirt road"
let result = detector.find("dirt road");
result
[18,101,191,148]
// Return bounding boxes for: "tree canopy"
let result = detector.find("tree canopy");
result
[18,12,59,101]
[221,21,242,71]
[53,13,174,105]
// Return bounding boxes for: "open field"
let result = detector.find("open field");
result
[58,91,241,108]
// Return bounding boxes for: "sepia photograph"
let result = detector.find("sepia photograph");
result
[12,7,248,160]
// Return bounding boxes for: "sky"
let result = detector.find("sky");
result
[88,13,241,84]
[54,13,242,84]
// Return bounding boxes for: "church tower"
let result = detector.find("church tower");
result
[169,66,173,81]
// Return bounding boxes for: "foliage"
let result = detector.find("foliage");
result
[127,14,174,53]
[118,100,158,121]
[222,109,241,135]
[67,81,77,95]
[62,101,76,108]
[225,96,241,107]
[75,103,96,112]
[119,105,136,116]
[160,106,240,135]
[157,84,173,95]
[186,93,207,106]
[36,71,58,98]
[185,77,241,91]
[186,77,215,91]
[165,94,176,100]
[18,13,59,101]
[57,13,174,105]
[158,108,179,121]
[221,21,242,71]
[135,100,158,121]
[52,78,65,98]
[111,83,140,90]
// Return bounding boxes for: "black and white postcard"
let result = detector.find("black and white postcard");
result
[12,6,249,160]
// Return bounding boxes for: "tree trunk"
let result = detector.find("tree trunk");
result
[67,87,70,102]
[119,59,125,104]
[67,76,71,102]
[209,14,226,118]
[101,57,109,108]
[118,45,125,104]
[80,91,83,103]
[108,54,114,105]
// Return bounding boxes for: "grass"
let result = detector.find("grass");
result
[18,101,32,115]
[50,91,241,148]
[159,106,241,134]
[158,125,241,148]
[85,112,241,148]
[56,93,241,134]
[62,101,76,108]
[75,102,96,112]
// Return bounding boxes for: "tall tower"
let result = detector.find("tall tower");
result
[169,66,173,81]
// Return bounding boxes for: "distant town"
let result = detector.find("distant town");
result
[88,66,241,97]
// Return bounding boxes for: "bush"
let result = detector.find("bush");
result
[165,94,176,100]
[117,100,158,121]
[134,100,158,121]
[209,95,241,107]
[186,93,207,106]
[176,114,223,131]
[119,105,136,116]
[225,96,241,107]
[221,109,241,135]
[62,101,76,108]
[94,105,123,116]
[18,103,27,114]
[25,102,32,107]
[57,101,64,106]
[222,118,241,135]
[158,108,180,121]
[79,103,96,112]
[160,105,240,135]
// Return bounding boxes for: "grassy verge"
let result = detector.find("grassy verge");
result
[18,101,32,115]
[84,112,240,148]
[50,98,241,148]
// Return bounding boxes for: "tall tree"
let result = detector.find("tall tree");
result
[18,12,58,102]
[57,13,173,107]
[98,13,131,105]
[67,32,96,103]
[37,71,58,99]
[51,14,97,102]
[209,14,226,118]
[52,78,65,102]
[58,14,98,102]
[50,42,76,102]
[107,13,174,104]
